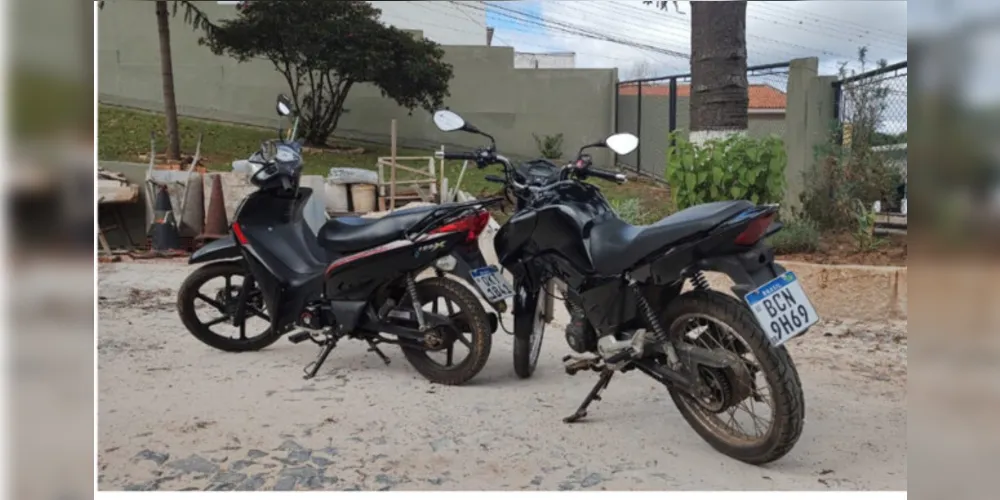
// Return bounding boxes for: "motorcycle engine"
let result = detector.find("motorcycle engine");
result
[564,297,597,353]
[297,303,334,331]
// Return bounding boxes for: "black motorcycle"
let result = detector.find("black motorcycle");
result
[175,95,505,386]
[432,110,817,464]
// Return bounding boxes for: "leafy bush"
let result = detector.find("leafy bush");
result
[801,47,903,230]
[851,199,885,251]
[609,197,656,225]
[533,133,564,160]
[767,217,820,254]
[665,132,787,210]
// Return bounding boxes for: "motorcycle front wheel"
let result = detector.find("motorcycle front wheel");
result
[176,261,281,352]
[512,280,547,379]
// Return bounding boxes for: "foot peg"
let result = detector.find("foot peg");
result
[562,354,603,376]
[288,331,311,344]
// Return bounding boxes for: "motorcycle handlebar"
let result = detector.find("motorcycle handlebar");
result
[586,167,628,185]
[441,152,479,161]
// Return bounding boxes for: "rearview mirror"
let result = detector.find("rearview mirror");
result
[433,110,466,132]
[276,94,293,117]
[604,133,639,155]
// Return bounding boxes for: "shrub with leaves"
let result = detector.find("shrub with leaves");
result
[532,133,564,160]
[665,131,786,210]
[767,217,820,254]
[801,47,903,230]
[851,199,884,251]
[609,198,656,225]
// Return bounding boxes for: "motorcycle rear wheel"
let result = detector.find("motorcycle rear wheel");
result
[659,290,805,465]
[399,277,493,386]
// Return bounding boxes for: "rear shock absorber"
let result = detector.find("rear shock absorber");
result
[406,274,427,332]
[691,271,711,290]
[627,276,680,367]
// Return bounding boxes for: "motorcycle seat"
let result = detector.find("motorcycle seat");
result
[589,200,754,275]
[318,204,438,252]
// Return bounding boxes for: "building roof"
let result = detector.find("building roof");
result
[618,83,787,110]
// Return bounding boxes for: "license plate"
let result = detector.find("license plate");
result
[470,265,515,303]
[743,271,819,346]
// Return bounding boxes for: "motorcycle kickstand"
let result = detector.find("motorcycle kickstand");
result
[563,369,615,424]
[366,339,391,366]
[303,338,337,380]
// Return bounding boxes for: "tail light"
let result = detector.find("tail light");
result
[430,210,491,243]
[734,214,775,245]
[232,222,249,245]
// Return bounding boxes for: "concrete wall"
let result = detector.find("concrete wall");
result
[97,0,617,164]
[514,52,576,69]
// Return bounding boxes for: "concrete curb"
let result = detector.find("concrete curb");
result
[696,261,907,322]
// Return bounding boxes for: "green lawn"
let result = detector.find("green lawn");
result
[97,105,672,221]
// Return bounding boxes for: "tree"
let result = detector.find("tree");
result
[624,60,656,81]
[100,1,216,161]
[201,0,454,146]
[647,1,748,144]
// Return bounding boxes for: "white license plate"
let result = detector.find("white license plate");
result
[744,271,819,346]
[470,265,515,303]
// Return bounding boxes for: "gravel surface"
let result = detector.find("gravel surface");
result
[98,261,906,491]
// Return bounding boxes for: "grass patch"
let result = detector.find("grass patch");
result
[767,217,821,254]
[97,104,672,217]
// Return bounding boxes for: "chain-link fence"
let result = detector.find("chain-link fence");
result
[615,62,791,177]
[831,61,908,214]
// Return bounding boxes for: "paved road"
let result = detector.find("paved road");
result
[98,261,906,491]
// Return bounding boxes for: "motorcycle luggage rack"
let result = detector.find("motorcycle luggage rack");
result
[404,196,504,242]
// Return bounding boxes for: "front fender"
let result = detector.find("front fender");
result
[189,235,240,264]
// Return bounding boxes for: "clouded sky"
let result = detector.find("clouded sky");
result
[481,0,907,132]
[484,1,906,75]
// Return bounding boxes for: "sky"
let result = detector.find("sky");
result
[483,0,908,132]
[484,1,907,75]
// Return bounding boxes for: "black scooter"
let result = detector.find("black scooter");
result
[175,95,504,386]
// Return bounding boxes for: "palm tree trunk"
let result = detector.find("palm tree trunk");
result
[155,0,182,160]
[689,1,748,144]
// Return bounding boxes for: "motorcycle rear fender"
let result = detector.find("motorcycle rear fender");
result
[443,243,501,333]
[188,235,239,264]
[637,239,786,300]
[692,244,787,299]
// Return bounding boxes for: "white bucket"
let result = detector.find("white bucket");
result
[350,184,377,213]
[324,182,349,213]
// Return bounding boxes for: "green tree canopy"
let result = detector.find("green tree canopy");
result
[201,0,453,145]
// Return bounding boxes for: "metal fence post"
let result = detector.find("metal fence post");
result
[614,81,620,166]
[636,81,643,174]
[668,77,678,147]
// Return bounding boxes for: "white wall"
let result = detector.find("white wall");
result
[370,1,487,46]
[514,52,577,69]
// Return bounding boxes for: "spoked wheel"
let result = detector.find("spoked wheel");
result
[659,290,805,465]
[513,281,547,379]
[399,277,492,386]
[176,261,280,352]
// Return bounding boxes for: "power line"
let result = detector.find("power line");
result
[475,1,689,60]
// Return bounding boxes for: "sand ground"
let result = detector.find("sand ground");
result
[97,260,906,491]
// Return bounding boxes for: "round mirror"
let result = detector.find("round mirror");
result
[276,94,293,117]
[604,133,639,155]
[433,110,466,132]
